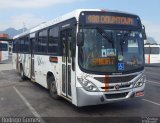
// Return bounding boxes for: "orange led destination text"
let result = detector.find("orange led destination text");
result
[92,58,115,66]
[87,15,134,25]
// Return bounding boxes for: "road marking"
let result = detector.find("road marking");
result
[145,72,160,77]
[13,87,40,117]
[13,87,45,123]
[143,99,160,106]
[147,80,160,86]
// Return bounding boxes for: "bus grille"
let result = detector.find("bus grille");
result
[101,84,131,90]
[94,75,136,83]
[105,92,128,99]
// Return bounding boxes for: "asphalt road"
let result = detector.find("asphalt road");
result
[0,60,160,123]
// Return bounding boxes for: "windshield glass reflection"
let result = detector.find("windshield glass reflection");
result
[79,28,144,73]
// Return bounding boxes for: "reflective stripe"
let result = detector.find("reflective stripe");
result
[105,75,110,92]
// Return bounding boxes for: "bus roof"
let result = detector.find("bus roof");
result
[13,9,138,39]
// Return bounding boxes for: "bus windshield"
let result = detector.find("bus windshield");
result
[79,28,144,74]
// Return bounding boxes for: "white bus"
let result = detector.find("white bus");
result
[12,9,146,107]
[0,41,9,63]
[145,44,160,64]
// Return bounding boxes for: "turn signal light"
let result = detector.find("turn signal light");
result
[50,57,58,63]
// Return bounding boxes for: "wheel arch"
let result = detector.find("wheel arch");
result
[20,62,23,72]
[46,71,55,89]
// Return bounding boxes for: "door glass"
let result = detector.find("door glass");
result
[62,64,66,93]
[62,37,66,62]
[68,37,72,63]
[68,65,71,96]
[61,29,72,97]
[31,38,35,78]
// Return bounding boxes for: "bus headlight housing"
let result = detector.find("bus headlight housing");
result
[77,78,99,92]
[134,76,146,88]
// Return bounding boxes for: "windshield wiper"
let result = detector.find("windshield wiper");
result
[120,31,131,45]
[96,27,115,48]
[119,31,131,55]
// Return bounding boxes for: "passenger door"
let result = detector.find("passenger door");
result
[61,29,73,99]
[30,35,36,80]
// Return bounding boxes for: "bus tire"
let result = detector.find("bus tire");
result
[20,65,27,81]
[48,76,60,100]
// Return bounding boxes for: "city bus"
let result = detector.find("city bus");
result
[145,44,160,64]
[0,41,9,63]
[12,9,146,107]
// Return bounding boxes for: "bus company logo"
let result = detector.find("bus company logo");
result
[115,84,120,90]
[37,57,44,66]
[18,55,22,62]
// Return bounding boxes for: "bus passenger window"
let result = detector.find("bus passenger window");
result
[38,30,47,53]
[20,39,24,53]
[24,36,30,53]
[48,27,59,54]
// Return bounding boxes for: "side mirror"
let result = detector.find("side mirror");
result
[142,25,147,40]
[77,32,84,46]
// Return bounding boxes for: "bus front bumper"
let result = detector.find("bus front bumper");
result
[76,84,145,107]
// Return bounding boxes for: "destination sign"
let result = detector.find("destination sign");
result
[91,57,115,66]
[86,15,138,26]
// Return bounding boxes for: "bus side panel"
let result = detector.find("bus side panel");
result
[33,54,60,90]
[34,55,50,88]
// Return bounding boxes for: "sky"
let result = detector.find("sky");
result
[0,0,160,43]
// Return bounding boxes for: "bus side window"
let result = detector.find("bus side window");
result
[20,39,24,53]
[24,36,30,53]
[38,30,47,53]
[48,26,59,54]
[17,39,20,53]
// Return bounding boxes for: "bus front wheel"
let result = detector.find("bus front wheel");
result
[48,76,60,100]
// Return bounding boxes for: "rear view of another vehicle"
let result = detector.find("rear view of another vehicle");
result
[144,44,160,64]
[0,41,9,63]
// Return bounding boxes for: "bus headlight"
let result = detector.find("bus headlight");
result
[77,78,99,92]
[134,76,146,88]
